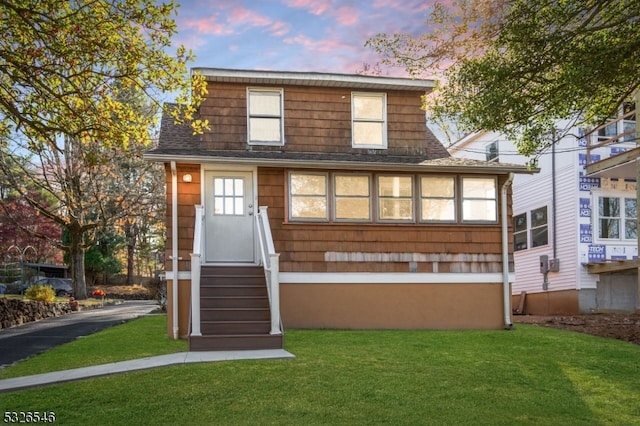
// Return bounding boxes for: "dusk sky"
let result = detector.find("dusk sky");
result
[172,0,434,77]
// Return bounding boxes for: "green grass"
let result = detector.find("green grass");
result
[1,316,639,425]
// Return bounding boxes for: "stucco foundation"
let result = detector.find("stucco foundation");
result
[281,282,506,329]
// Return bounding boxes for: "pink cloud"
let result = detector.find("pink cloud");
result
[335,6,358,26]
[283,0,332,16]
[283,33,352,53]
[229,6,272,27]
[269,21,291,37]
[182,15,233,36]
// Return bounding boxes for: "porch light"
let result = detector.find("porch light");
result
[182,173,193,183]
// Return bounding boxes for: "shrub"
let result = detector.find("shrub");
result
[24,285,56,303]
[146,278,166,312]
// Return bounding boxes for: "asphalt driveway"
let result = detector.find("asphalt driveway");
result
[0,300,158,367]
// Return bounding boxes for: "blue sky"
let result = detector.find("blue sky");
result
[172,0,435,76]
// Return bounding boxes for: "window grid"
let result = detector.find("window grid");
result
[213,177,244,216]
[247,88,284,145]
[513,213,527,251]
[334,174,371,221]
[377,176,414,221]
[420,176,456,222]
[286,171,498,224]
[597,196,637,241]
[351,92,387,149]
[530,206,548,248]
[461,177,498,222]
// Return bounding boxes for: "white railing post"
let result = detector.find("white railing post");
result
[269,253,281,335]
[190,205,204,337]
[255,206,282,336]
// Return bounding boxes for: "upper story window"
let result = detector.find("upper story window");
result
[461,177,497,222]
[597,196,637,240]
[485,141,499,162]
[597,101,636,144]
[247,88,284,145]
[352,92,387,149]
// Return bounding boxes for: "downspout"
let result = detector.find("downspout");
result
[552,133,557,260]
[501,173,515,329]
[170,161,179,339]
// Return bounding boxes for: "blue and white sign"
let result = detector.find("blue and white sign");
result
[579,198,591,217]
[577,128,587,147]
[579,174,600,191]
[579,224,592,243]
[588,245,606,262]
[579,153,601,166]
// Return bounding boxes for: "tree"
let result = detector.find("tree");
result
[0,0,207,298]
[366,0,640,159]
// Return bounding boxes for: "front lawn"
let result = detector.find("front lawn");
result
[1,316,639,425]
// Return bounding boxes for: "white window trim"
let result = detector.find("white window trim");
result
[461,176,498,223]
[513,212,528,251]
[332,174,372,222]
[594,192,637,243]
[247,87,284,146]
[288,171,329,222]
[351,92,388,149]
[419,175,457,223]
[376,175,415,223]
[529,206,549,248]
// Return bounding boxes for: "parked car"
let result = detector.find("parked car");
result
[5,276,47,294]
[31,277,73,297]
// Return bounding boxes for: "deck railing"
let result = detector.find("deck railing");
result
[190,205,204,337]
[255,206,282,335]
[585,109,636,166]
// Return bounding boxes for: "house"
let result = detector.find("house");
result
[144,68,533,351]
[449,101,638,315]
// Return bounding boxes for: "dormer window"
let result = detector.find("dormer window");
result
[247,88,284,145]
[485,140,499,162]
[352,92,387,149]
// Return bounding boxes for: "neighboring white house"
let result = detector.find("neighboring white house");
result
[447,103,638,314]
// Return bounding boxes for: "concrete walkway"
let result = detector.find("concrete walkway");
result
[0,349,295,393]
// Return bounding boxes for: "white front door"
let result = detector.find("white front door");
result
[204,170,255,263]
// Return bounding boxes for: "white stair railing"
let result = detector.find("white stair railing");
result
[255,206,282,335]
[190,205,204,337]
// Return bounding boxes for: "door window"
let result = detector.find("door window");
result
[213,177,244,215]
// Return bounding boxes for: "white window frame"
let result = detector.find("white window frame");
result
[247,88,284,146]
[351,92,388,149]
[485,140,499,162]
[376,175,414,223]
[333,174,372,222]
[419,175,456,223]
[288,171,329,222]
[529,206,548,248]
[595,194,637,242]
[461,176,498,223]
[513,212,527,251]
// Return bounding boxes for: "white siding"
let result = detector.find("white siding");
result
[449,125,638,304]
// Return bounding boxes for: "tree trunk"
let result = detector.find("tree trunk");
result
[68,225,87,299]
[125,221,137,285]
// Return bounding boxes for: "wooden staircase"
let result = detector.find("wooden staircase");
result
[189,265,283,351]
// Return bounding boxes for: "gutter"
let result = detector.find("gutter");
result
[501,173,515,329]
[170,161,179,339]
[143,153,534,175]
